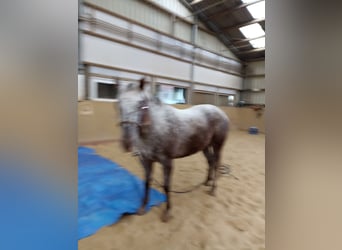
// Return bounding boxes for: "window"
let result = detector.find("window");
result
[228,95,235,106]
[97,82,118,99]
[218,94,235,106]
[156,84,187,104]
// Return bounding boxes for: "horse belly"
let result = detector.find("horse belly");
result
[173,132,212,158]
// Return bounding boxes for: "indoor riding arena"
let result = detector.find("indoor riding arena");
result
[78,0,265,249]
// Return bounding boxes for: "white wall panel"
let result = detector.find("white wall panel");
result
[81,1,245,103]
[245,61,265,75]
[193,84,218,93]
[89,66,144,80]
[244,77,265,89]
[217,88,239,95]
[84,0,239,61]
[197,30,238,60]
[250,92,265,104]
[82,34,191,80]
[241,92,265,105]
[193,65,243,90]
[197,30,214,50]
[86,0,171,34]
[243,61,265,104]
[194,84,239,95]
[78,74,85,100]
[155,77,190,88]
[174,21,191,42]
[149,0,194,21]
[89,5,130,30]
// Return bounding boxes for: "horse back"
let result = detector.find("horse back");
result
[158,104,229,158]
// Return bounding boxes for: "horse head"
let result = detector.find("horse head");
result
[117,77,152,152]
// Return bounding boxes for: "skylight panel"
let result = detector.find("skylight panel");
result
[190,0,204,5]
[239,1,265,49]
[246,1,265,19]
[239,23,265,48]
[241,0,257,3]
[239,23,265,39]
[249,37,265,48]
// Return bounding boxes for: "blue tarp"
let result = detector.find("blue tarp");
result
[78,146,166,239]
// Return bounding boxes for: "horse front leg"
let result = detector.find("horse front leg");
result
[137,158,153,215]
[161,158,173,222]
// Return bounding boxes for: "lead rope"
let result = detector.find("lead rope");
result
[132,152,239,194]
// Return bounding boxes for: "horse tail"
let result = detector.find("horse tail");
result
[212,109,229,148]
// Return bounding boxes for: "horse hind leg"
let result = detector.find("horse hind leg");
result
[208,140,225,196]
[203,146,215,186]
[208,120,228,196]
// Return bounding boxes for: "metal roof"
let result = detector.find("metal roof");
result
[180,0,265,62]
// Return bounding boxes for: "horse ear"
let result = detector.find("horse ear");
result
[139,77,145,91]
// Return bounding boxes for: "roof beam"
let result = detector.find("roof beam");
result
[204,0,263,21]
[231,35,265,44]
[221,18,265,32]
[244,57,265,62]
[186,0,227,18]
[236,47,265,55]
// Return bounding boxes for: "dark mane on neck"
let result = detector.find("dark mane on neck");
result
[152,96,162,105]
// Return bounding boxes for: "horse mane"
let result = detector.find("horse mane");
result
[126,83,135,91]
[139,78,146,90]
[152,96,162,105]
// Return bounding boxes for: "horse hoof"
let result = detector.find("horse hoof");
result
[204,180,213,186]
[161,211,171,222]
[137,207,146,215]
[208,189,216,196]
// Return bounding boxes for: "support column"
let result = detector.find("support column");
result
[170,14,176,36]
[78,0,81,72]
[188,17,198,105]
[84,64,90,100]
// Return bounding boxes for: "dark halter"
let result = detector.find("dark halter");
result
[118,105,150,127]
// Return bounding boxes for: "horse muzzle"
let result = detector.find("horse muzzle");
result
[121,138,133,152]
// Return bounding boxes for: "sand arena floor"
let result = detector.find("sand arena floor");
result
[78,129,265,250]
